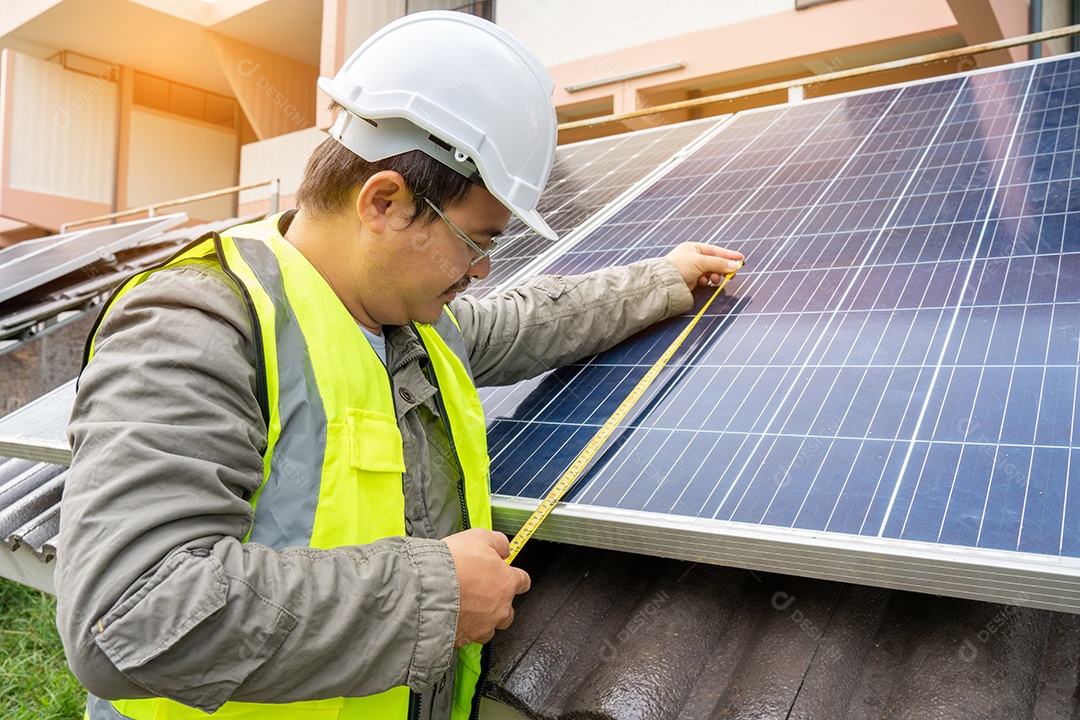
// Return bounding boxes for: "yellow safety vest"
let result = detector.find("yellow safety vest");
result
[84,214,492,720]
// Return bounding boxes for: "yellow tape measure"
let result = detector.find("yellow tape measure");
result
[506,262,744,563]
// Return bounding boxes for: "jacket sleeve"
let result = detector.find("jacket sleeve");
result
[55,264,458,712]
[452,257,694,387]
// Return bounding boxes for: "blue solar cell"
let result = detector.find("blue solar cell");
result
[1020,447,1070,554]
[936,443,995,547]
[977,445,1033,550]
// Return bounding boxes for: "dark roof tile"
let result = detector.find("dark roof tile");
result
[487,542,1080,720]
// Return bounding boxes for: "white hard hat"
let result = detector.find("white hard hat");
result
[318,11,558,240]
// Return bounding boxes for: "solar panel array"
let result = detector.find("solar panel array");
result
[483,54,1080,612]
[0,215,187,305]
[0,215,263,344]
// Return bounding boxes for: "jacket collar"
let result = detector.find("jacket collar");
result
[386,324,429,374]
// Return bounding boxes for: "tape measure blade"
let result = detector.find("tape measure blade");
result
[505,265,743,564]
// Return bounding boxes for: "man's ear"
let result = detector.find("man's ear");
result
[356,171,412,232]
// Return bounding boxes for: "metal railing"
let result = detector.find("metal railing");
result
[60,179,280,233]
[558,24,1080,132]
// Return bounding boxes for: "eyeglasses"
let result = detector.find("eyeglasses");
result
[421,196,499,266]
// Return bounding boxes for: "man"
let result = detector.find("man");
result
[55,11,743,720]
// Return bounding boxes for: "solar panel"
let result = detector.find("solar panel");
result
[0,215,267,344]
[0,214,187,305]
[468,117,726,296]
[485,55,1080,613]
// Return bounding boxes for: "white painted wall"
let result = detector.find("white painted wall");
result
[9,52,118,203]
[239,125,327,206]
[496,0,793,67]
[0,0,63,37]
[1043,0,1072,56]
[343,0,406,57]
[127,108,238,220]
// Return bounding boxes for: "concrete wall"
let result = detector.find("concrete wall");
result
[7,51,117,204]
[946,0,1031,64]
[126,108,239,221]
[341,0,406,59]
[238,125,326,215]
[497,0,791,67]
[546,0,963,140]
[207,31,318,141]
[1042,0,1075,57]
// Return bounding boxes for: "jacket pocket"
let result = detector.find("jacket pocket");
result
[346,408,406,473]
[329,407,406,542]
[92,550,298,712]
[528,275,568,300]
[93,550,228,672]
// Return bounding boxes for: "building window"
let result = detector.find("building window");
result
[406,0,494,21]
[450,1,494,19]
[132,71,238,129]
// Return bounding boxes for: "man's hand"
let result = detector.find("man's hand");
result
[443,528,531,646]
[666,242,745,290]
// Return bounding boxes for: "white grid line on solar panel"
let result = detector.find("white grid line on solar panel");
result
[488,67,1028,459]
[489,380,616,497]
[479,143,664,249]
[886,442,1073,552]
[879,68,1040,541]
[890,290,1080,544]
[534,108,822,258]
[476,118,774,301]
[881,345,1075,539]
[475,114,812,304]
[476,120,719,254]
[725,86,1028,382]
[957,303,1057,547]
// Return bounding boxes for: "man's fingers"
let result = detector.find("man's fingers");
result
[687,243,745,276]
[454,527,511,557]
[694,243,744,261]
[514,567,531,594]
[496,606,515,631]
[486,530,511,559]
[445,528,532,645]
[700,258,742,278]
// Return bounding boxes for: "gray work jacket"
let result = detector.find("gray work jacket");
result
[55,235,694,717]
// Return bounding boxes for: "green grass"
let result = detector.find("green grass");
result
[0,577,84,720]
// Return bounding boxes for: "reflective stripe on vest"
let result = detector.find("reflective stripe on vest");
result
[85,214,491,720]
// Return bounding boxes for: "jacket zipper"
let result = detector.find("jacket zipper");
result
[408,689,422,720]
[431,378,471,530]
[468,644,491,720]
[409,330,491,717]
[412,334,472,531]
[383,341,426,720]
[423,357,492,718]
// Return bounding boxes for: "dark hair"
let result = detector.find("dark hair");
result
[295,137,480,226]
